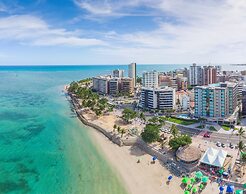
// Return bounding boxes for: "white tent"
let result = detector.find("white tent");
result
[200,147,227,167]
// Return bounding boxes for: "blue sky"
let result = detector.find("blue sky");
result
[0,0,246,65]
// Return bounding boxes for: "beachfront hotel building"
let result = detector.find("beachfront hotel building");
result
[140,87,175,110]
[189,63,203,86]
[93,76,134,96]
[194,82,238,123]
[109,78,120,96]
[113,69,124,78]
[142,70,158,88]
[121,78,134,95]
[92,76,110,94]
[128,63,136,86]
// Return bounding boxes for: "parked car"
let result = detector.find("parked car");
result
[221,143,225,148]
[229,143,234,149]
[216,142,221,147]
[203,132,210,138]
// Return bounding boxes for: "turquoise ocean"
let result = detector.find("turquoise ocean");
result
[0,64,240,194]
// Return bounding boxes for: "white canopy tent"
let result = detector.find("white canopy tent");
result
[200,147,227,167]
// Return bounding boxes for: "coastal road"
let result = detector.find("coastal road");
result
[176,125,245,145]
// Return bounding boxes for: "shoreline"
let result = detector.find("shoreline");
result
[66,88,244,193]
[65,89,185,194]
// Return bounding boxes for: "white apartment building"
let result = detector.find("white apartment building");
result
[189,63,203,86]
[142,71,158,88]
[92,76,110,94]
[140,87,175,110]
[113,69,124,78]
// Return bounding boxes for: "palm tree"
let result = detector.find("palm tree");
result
[237,127,246,141]
[170,124,179,138]
[121,128,126,138]
[139,112,146,121]
[113,124,117,132]
[238,141,245,153]
[117,126,121,134]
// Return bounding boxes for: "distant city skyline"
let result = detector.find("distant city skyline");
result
[1,0,246,65]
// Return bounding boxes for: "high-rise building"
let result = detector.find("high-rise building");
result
[203,66,217,85]
[176,76,188,91]
[242,89,246,116]
[128,63,136,86]
[158,74,172,87]
[113,69,124,78]
[194,82,238,119]
[109,78,120,96]
[121,78,134,95]
[142,70,158,88]
[140,87,175,110]
[92,76,110,94]
[189,63,203,86]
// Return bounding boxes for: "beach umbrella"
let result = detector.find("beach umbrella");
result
[201,176,209,183]
[152,156,157,161]
[182,177,190,184]
[219,186,224,192]
[235,190,243,194]
[188,184,192,190]
[243,183,246,189]
[190,177,195,184]
[222,172,228,176]
[184,191,190,194]
[219,169,224,174]
[195,171,203,179]
[168,175,173,181]
[226,185,234,193]
[199,184,204,190]
[192,187,198,193]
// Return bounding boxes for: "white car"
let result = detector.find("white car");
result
[216,142,221,147]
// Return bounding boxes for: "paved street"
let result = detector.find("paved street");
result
[177,125,245,145]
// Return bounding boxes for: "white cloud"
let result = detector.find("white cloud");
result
[83,0,246,64]
[0,15,105,47]
[2,1,246,64]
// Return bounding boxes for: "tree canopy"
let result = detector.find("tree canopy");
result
[122,108,137,123]
[169,134,192,150]
[141,124,160,143]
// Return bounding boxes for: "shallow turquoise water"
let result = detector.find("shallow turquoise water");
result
[0,65,189,194]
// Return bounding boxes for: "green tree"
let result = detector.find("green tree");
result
[117,126,121,133]
[237,127,246,141]
[169,134,192,150]
[139,112,146,121]
[122,108,137,123]
[148,116,159,124]
[158,117,166,125]
[113,124,117,132]
[141,124,160,143]
[136,76,142,84]
[238,141,245,153]
[68,81,79,93]
[170,124,180,138]
[121,128,126,138]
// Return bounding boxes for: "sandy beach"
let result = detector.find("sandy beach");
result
[90,128,184,194]
[89,126,222,194]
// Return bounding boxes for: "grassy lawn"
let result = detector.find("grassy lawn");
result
[166,117,198,126]
[209,126,217,131]
[221,125,231,131]
[197,125,205,129]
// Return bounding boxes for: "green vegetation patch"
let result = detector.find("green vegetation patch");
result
[221,125,231,131]
[166,117,198,126]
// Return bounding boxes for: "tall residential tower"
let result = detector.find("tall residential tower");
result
[128,63,136,86]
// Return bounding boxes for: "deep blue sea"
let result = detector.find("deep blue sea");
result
[0,64,242,194]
